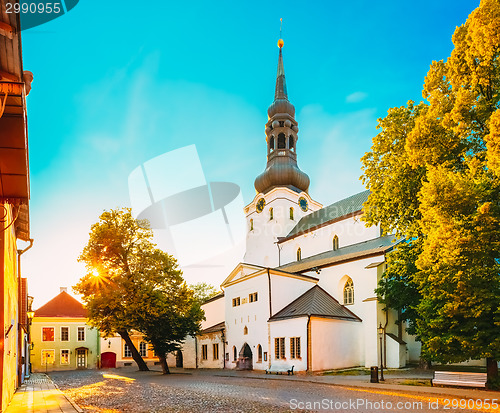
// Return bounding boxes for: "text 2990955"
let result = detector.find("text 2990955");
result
[5,2,62,14]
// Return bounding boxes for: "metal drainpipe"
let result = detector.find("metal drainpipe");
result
[221,329,225,369]
[17,238,34,385]
[307,315,311,372]
[267,269,272,318]
[194,336,198,369]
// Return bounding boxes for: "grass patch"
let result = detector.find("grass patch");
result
[399,379,432,387]
[322,368,370,376]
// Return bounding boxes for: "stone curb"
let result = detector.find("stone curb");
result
[43,374,84,413]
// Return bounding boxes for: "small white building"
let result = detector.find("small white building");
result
[194,39,420,373]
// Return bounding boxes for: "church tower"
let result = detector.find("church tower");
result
[244,38,322,267]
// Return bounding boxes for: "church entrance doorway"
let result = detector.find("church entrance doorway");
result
[237,343,253,370]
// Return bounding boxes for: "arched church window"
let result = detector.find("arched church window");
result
[270,136,275,151]
[297,248,302,261]
[257,345,262,362]
[333,235,339,251]
[344,279,354,305]
[233,346,237,361]
[250,219,253,231]
[269,207,273,220]
[290,207,294,220]
[243,326,248,335]
[278,133,286,149]
[289,136,295,150]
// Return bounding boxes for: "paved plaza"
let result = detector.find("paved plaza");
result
[34,368,498,413]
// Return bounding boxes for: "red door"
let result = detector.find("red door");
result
[101,352,116,368]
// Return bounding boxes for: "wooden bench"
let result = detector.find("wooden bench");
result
[432,371,487,388]
[266,365,294,375]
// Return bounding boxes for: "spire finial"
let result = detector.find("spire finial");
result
[278,18,284,48]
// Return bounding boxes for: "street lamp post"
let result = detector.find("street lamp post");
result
[378,323,385,381]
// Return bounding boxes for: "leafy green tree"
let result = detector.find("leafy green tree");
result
[74,208,204,374]
[361,101,427,238]
[74,208,152,371]
[129,250,204,374]
[190,282,221,304]
[375,239,422,338]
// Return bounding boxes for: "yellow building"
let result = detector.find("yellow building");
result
[31,289,100,371]
[0,1,34,409]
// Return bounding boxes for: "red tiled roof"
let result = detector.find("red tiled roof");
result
[34,291,87,318]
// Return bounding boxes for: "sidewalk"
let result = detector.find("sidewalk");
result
[5,373,82,413]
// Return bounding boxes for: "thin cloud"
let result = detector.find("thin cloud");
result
[346,91,368,103]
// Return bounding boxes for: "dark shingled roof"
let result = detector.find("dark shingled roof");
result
[34,291,87,318]
[200,321,225,335]
[202,292,224,305]
[279,235,400,273]
[269,285,361,322]
[282,190,370,241]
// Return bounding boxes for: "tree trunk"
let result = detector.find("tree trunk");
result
[159,354,170,374]
[418,358,432,369]
[118,330,149,371]
[487,357,498,388]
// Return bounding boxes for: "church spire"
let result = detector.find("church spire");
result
[254,37,310,195]
[275,41,287,100]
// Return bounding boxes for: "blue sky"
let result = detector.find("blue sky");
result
[21,0,480,306]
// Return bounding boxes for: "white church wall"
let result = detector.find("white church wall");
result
[269,317,308,372]
[385,335,406,368]
[279,216,381,265]
[201,296,225,329]
[311,256,385,368]
[311,318,363,371]
[270,274,317,316]
[224,273,271,370]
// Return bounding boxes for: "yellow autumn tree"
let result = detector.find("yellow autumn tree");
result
[362,0,500,385]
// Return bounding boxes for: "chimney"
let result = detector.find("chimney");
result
[60,287,68,293]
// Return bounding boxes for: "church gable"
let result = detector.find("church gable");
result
[220,263,265,287]
[269,285,361,322]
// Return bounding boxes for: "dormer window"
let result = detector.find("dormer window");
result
[333,235,339,251]
[250,219,253,231]
[269,207,274,220]
[290,207,294,220]
[297,248,302,261]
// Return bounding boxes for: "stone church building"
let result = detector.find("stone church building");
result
[178,39,421,372]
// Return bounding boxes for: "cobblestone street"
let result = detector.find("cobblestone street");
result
[49,368,487,413]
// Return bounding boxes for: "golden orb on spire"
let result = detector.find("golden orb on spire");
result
[278,38,284,48]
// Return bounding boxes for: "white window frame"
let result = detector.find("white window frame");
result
[60,326,70,342]
[290,337,301,359]
[41,349,55,365]
[139,342,147,357]
[60,349,70,365]
[77,326,86,341]
[124,343,132,358]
